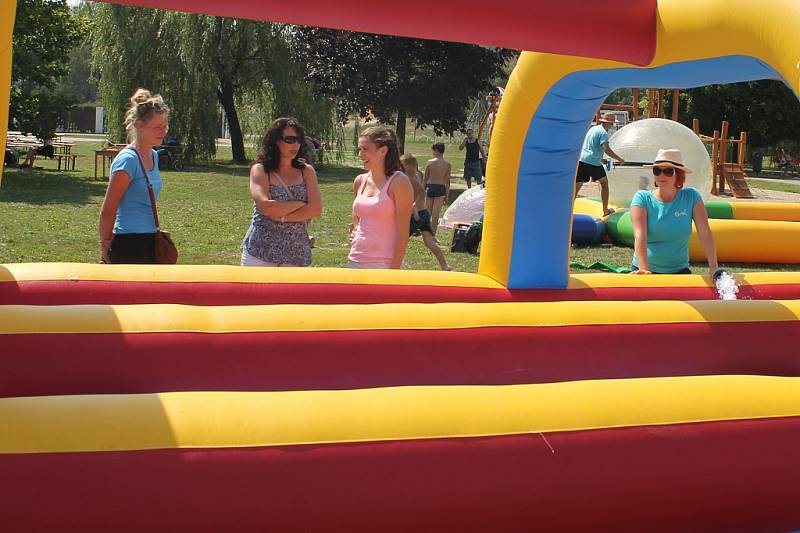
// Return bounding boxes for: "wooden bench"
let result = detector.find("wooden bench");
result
[53,153,81,171]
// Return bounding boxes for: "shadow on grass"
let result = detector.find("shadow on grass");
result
[181,162,363,184]
[0,167,107,206]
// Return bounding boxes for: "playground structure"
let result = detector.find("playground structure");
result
[600,89,754,198]
[3,0,800,531]
[464,87,503,148]
[599,87,682,123]
[692,118,753,197]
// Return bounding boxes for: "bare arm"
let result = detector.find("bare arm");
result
[458,137,467,150]
[249,164,305,219]
[602,142,625,163]
[349,174,364,241]
[280,165,323,222]
[444,163,452,197]
[98,170,133,263]
[693,201,719,273]
[409,173,424,219]
[422,164,430,188]
[478,142,486,160]
[389,174,414,269]
[630,205,651,274]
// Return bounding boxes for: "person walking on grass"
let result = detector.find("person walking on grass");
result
[241,117,322,267]
[401,153,451,271]
[423,142,451,235]
[348,126,413,269]
[459,128,485,188]
[575,113,625,217]
[99,88,169,264]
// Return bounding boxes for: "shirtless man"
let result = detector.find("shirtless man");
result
[400,153,450,270]
[423,142,451,235]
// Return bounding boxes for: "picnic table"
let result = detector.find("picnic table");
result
[94,145,125,179]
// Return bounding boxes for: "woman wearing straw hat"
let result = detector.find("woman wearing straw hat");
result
[630,148,719,275]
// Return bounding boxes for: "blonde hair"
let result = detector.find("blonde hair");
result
[124,88,169,142]
[400,152,418,169]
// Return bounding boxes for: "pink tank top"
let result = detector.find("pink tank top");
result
[348,172,398,265]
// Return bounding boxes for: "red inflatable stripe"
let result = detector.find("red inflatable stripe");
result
[3,322,798,397]
[96,0,658,66]
[3,417,799,531]
[2,280,798,305]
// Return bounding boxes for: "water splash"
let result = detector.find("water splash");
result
[714,270,739,301]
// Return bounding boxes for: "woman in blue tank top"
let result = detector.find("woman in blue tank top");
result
[630,148,720,275]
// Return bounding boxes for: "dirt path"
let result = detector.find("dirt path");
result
[577,182,800,203]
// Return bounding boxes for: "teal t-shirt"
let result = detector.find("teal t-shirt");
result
[579,125,609,166]
[110,147,162,234]
[630,187,703,273]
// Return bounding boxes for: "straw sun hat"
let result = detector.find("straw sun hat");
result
[651,148,692,174]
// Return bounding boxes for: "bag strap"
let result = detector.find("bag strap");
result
[128,147,160,230]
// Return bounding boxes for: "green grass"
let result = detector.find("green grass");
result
[0,141,797,274]
[746,178,800,195]
[0,142,478,271]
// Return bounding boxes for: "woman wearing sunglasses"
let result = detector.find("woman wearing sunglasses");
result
[241,117,322,266]
[348,126,413,269]
[630,148,719,275]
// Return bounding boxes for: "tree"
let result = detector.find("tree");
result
[289,28,517,153]
[685,80,800,149]
[10,0,87,139]
[92,5,219,161]
[92,7,335,163]
[174,16,290,164]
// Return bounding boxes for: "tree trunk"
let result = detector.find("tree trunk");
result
[217,79,247,164]
[395,107,407,155]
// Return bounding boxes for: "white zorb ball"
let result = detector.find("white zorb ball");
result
[440,186,485,228]
[606,118,712,207]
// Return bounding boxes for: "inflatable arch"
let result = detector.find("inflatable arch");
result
[482,0,800,287]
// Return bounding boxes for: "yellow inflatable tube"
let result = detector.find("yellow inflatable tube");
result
[690,219,800,263]
[4,376,800,454]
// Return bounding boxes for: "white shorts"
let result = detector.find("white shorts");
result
[241,250,295,267]
[347,260,393,269]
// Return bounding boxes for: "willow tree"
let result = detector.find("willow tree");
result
[92,5,335,164]
[92,4,218,161]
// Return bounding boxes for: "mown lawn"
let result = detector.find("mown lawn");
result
[1,140,798,274]
[0,141,478,271]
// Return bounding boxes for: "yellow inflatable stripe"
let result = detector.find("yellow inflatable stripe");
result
[3,376,800,454]
[0,299,798,334]
[2,263,799,289]
[0,263,502,288]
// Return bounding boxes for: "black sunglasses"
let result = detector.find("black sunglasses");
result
[280,135,302,144]
[652,167,675,177]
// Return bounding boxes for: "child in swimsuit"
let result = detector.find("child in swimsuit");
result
[401,153,451,271]
[423,142,451,235]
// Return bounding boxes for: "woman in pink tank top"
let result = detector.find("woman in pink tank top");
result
[348,127,413,269]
